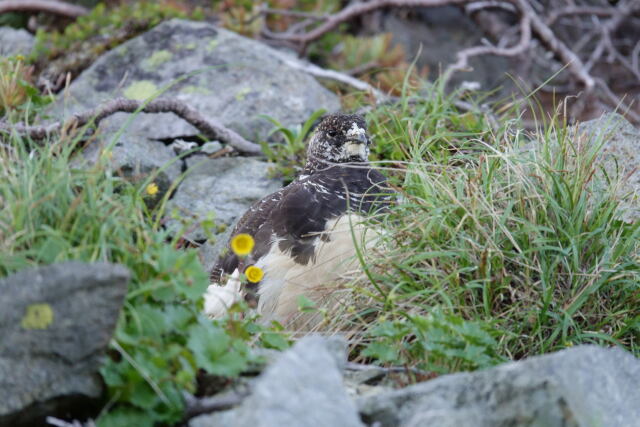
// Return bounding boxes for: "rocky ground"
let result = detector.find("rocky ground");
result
[1,17,639,427]
[189,336,640,427]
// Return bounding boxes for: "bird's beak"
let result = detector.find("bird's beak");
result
[347,132,368,145]
[344,132,369,158]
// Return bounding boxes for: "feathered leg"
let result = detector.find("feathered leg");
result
[203,269,243,318]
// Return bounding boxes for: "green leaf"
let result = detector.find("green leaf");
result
[186,321,252,377]
[135,304,167,339]
[260,331,290,351]
[100,359,127,388]
[187,323,228,363]
[369,320,406,338]
[362,341,400,363]
[129,381,157,410]
[97,406,154,427]
[207,350,249,376]
[156,244,181,272]
[163,305,195,331]
[174,252,209,300]
[296,295,317,312]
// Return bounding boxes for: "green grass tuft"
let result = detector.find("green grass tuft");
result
[333,86,640,371]
[0,128,288,425]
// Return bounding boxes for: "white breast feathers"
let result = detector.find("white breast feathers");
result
[203,214,383,328]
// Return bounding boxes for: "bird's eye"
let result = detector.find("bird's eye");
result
[327,130,337,138]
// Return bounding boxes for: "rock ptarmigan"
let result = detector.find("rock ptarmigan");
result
[204,113,393,325]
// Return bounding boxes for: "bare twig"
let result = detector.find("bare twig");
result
[632,41,640,76]
[518,0,594,89]
[262,0,597,90]
[596,78,640,123]
[546,6,616,26]
[260,7,328,21]
[583,2,635,73]
[262,0,474,53]
[443,13,531,86]
[0,98,263,154]
[609,46,640,83]
[465,1,516,14]
[0,0,88,18]
[269,50,389,101]
[345,61,381,77]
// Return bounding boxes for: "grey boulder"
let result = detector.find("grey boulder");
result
[52,18,340,142]
[0,262,130,426]
[0,27,34,57]
[190,336,363,427]
[359,345,640,427]
[54,18,337,229]
[579,113,640,223]
[168,156,281,241]
[76,135,182,203]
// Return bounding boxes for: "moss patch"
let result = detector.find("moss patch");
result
[235,87,250,101]
[21,303,54,330]
[123,80,158,100]
[143,49,172,69]
[181,42,197,50]
[206,39,219,52]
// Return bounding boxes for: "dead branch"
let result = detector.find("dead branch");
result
[596,79,640,123]
[265,0,640,123]
[467,0,596,89]
[450,0,596,92]
[262,0,597,90]
[583,2,635,73]
[0,0,88,18]
[269,49,389,101]
[517,0,594,89]
[0,98,263,154]
[262,0,474,53]
[546,6,616,26]
[632,41,640,77]
[345,61,381,77]
[259,7,328,21]
[465,0,516,13]
[443,12,531,86]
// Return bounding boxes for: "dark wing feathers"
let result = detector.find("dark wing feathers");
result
[213,189,283,280]
[271,178,346,265]
[212,166,392,279]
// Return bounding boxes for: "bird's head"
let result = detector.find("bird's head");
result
[306,114,370,166]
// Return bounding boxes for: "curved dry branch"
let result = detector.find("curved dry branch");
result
[0,98,263,154]
[510,0,595,89]
[262,0,597,90]
[0,0,88,18]
[443,12,531,86]
[269,49,388,101]
[262,0,473,52]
